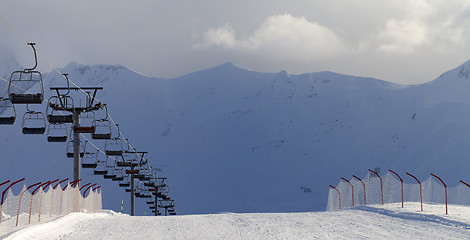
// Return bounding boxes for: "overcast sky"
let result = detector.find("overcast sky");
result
[1,0,470,85]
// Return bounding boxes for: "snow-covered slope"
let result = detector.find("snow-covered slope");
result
[2,59,470,215]
[5,203,470,239]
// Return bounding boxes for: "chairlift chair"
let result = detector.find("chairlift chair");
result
[93,169,108,176]
[91,119,112,139]
[117,151,138,167]
[118,175,131,187]
[91,104,111,139]
[0,98,16,125]
[66,139,86,158]
[105,138,124,156]
[144,182,155,187]
[103,166,117,179]
[8,43,44,105]
[74,111,96,133]
[22,109,46,134]
[94,156,109,175]
[47,96,74,123]
[111,168,125,181]
[47,123,68,142]
[81,151,98,168]
[103,173,117,180]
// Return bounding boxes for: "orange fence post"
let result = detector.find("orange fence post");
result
[341,177,354,207]
[389,170,404,208]
[406,172,422,211]
[16,182,41,226]
[368,169,383,205]
[352,175,366,205]
[431,173,447,215]
[329,185,341,210]
[1,178,25,224]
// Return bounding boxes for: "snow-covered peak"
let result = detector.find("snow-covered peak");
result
[44,62,156,88]
[432,59,470,82]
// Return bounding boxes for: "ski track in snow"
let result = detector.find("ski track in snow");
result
[5,203,470,240]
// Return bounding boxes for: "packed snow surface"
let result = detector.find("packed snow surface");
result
[5,203,470,239]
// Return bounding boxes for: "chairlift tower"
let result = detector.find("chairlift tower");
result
[123,151,147,216]
[150,177,167,216]
[49,85,104,187]
[158,199,175,216]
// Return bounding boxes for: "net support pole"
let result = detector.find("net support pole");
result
[329,185,341,210]
[353,175,366,205]
[16,182,41,226]
[460,180,470,189]
[341,177,354,207]
[389,170,404,208]
[431,173,447,215]
[406,172,422,211]
[0,178,25,224]
[368,169,383,205]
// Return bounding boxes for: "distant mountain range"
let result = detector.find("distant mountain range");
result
[1,58,470,215]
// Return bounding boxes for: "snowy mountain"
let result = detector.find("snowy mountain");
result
[2,58,470,215]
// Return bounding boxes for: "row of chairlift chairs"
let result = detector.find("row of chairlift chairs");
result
[76,138,175,215]
[0,43,175,215]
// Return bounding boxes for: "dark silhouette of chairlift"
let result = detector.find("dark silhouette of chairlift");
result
[105,124,124,156]
[47,74,74,124]
[47,98,74,123]
[74,111,96,133]
[93,156,109,175]
[119,176,131,187]
[47,123,68,142]
[117,150,139,167]
[91,104,112,139]
[8,43,44,104]
[155,211,162,216]
[22,105,46,134]
[143,192,152,198]
[81,151,98,169]
[158,199,175,208]
[0,97,16,125]
[111,168,125,181]
[144,179,156,187]
[103,171,117,179]
[103,162,118,179]
[66,137,86,158]
[135,166,151,181]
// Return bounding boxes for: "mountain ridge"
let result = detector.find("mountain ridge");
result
[1,59,470,214]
